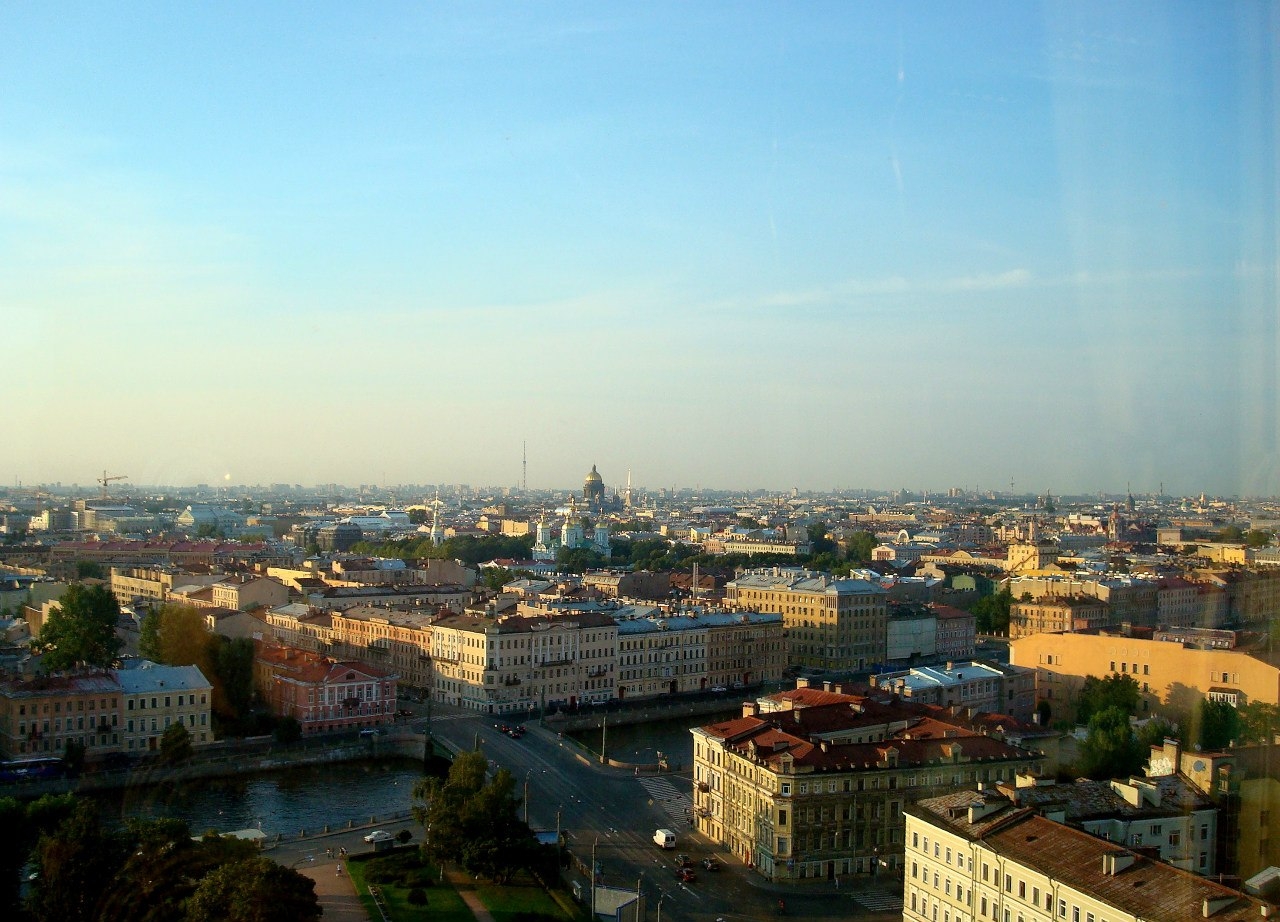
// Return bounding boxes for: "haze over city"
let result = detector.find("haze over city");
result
[3,3,1276,495]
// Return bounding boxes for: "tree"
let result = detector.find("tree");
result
[1197,699,1242,750]
[806,522,835,556]
[275,716,302,744]
[413,750,539,882]
[75,561,106,580]
[844,531,877,564]
[1245,529,1274,548]
[140,604,214,669]
[971,587,1012,635]
[1238,701,1280,744]
[34,584,122,670]
[208,636,256,732]
[1076,707,1147,780]
[27,798,130,922]
[184,856,320,922]
[161,721,194,765]
[1075,673,1141,725]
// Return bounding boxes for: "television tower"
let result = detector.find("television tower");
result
[522,440,527,492]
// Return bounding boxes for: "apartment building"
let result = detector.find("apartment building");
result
[904,790,1271,922]
[691,686,1045,882]
[264,602,334,652]
[0,672,122,759]
[992,772,1218,875]
[109,566,220,606]
[117,660,214,752]
[429,610,618,714]
[253,644,397,734]
[872,661,1036,723]
[1010,630,1280,722]
[210,573,290,611]
[329,605,433,692]
[1009,596,1109,638]
[726,567,887,671]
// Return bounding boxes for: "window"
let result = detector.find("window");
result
[1005,874,1012,892]
[1059,900,1066,918]
[1018,881,1025,898]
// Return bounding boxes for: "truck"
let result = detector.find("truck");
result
[653,828,676,849]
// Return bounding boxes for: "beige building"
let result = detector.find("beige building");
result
[329,605,434,693]
[430,610,618,714]
[691,686,1046,882]
[1009,596,1109,638]
[109,566,220,606]
[210,573,290,611]
[725,567,887,671]
[264,603,335,652]
[905,790,1271,922]
[1011,630,1280,722]
[0,672,122,759]
[117,661,214,752]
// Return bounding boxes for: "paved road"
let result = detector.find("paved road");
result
[416,703,904,922]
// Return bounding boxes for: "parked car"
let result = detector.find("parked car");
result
[364,830,393,843]
[701,857,720,871]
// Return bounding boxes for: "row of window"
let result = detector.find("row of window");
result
[16,697,118,715]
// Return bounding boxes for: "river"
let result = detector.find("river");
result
[92,757,426,837]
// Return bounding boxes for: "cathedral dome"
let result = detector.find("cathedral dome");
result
[584,464,602,485]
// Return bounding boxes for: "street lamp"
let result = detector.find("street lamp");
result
[591,836,599,920]
[656,890,667,922]
[524,769,532,825]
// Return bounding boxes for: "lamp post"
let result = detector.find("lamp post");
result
[524,769,532,825]
[656,890,667,922]
[591,836,599,920]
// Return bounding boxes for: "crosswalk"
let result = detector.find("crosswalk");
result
[853,888,904,912]
[636,775,693,824]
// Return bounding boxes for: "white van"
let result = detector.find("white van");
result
[653,828,677,849]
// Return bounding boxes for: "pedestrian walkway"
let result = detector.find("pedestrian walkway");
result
[636,774,693,824]
[852,887,904,913]
[444,868,497,922]
[298,859,371,922]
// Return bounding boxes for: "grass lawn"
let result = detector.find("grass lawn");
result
[347,849,473,922]
[475,874,573,921]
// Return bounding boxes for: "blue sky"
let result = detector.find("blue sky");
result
[3,2,1276,496]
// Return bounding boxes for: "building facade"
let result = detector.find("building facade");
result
[691,686,1046,882]
[726,568,888,671]
[117,661,214,752]
[904,790,1271,922]
[253,644,397,734]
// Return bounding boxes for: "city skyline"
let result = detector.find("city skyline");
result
[3,3,1276,496]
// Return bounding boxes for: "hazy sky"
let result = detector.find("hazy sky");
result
[3,3,1276,496]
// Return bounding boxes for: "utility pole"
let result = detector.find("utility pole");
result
[600,713,607,764]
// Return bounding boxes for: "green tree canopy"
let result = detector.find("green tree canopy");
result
[35,584,123,670]
[185,855,321,922]
[1075,673,1141,725]
[1197,699,1243,750]
[1237,701,1280,744]
[843,531,877,564]
[1076,706,1148,780]
[161,721,194,765]
[970,587,1012,635]
[139,603,213,668]
[413,750,539,883]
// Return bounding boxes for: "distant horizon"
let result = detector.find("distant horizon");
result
[4,475,1264,505]
[4,4,1275,497]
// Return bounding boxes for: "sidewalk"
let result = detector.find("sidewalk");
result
[299,859,371,922]
[444,868,497,922]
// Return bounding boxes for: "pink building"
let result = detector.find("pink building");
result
[254,644,397,734]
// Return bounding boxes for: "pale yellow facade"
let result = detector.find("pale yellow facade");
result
[1011,631,1280,721]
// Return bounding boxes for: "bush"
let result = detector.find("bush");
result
[408,888,428,906]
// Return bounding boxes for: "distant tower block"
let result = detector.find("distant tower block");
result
[583,464,605,507]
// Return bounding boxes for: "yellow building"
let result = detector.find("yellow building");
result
[725,567,887,671]
[1011,630,1280,722]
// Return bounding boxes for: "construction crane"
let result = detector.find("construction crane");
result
[98,470,129,500]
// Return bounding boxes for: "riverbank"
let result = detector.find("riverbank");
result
[0,728,433,800]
